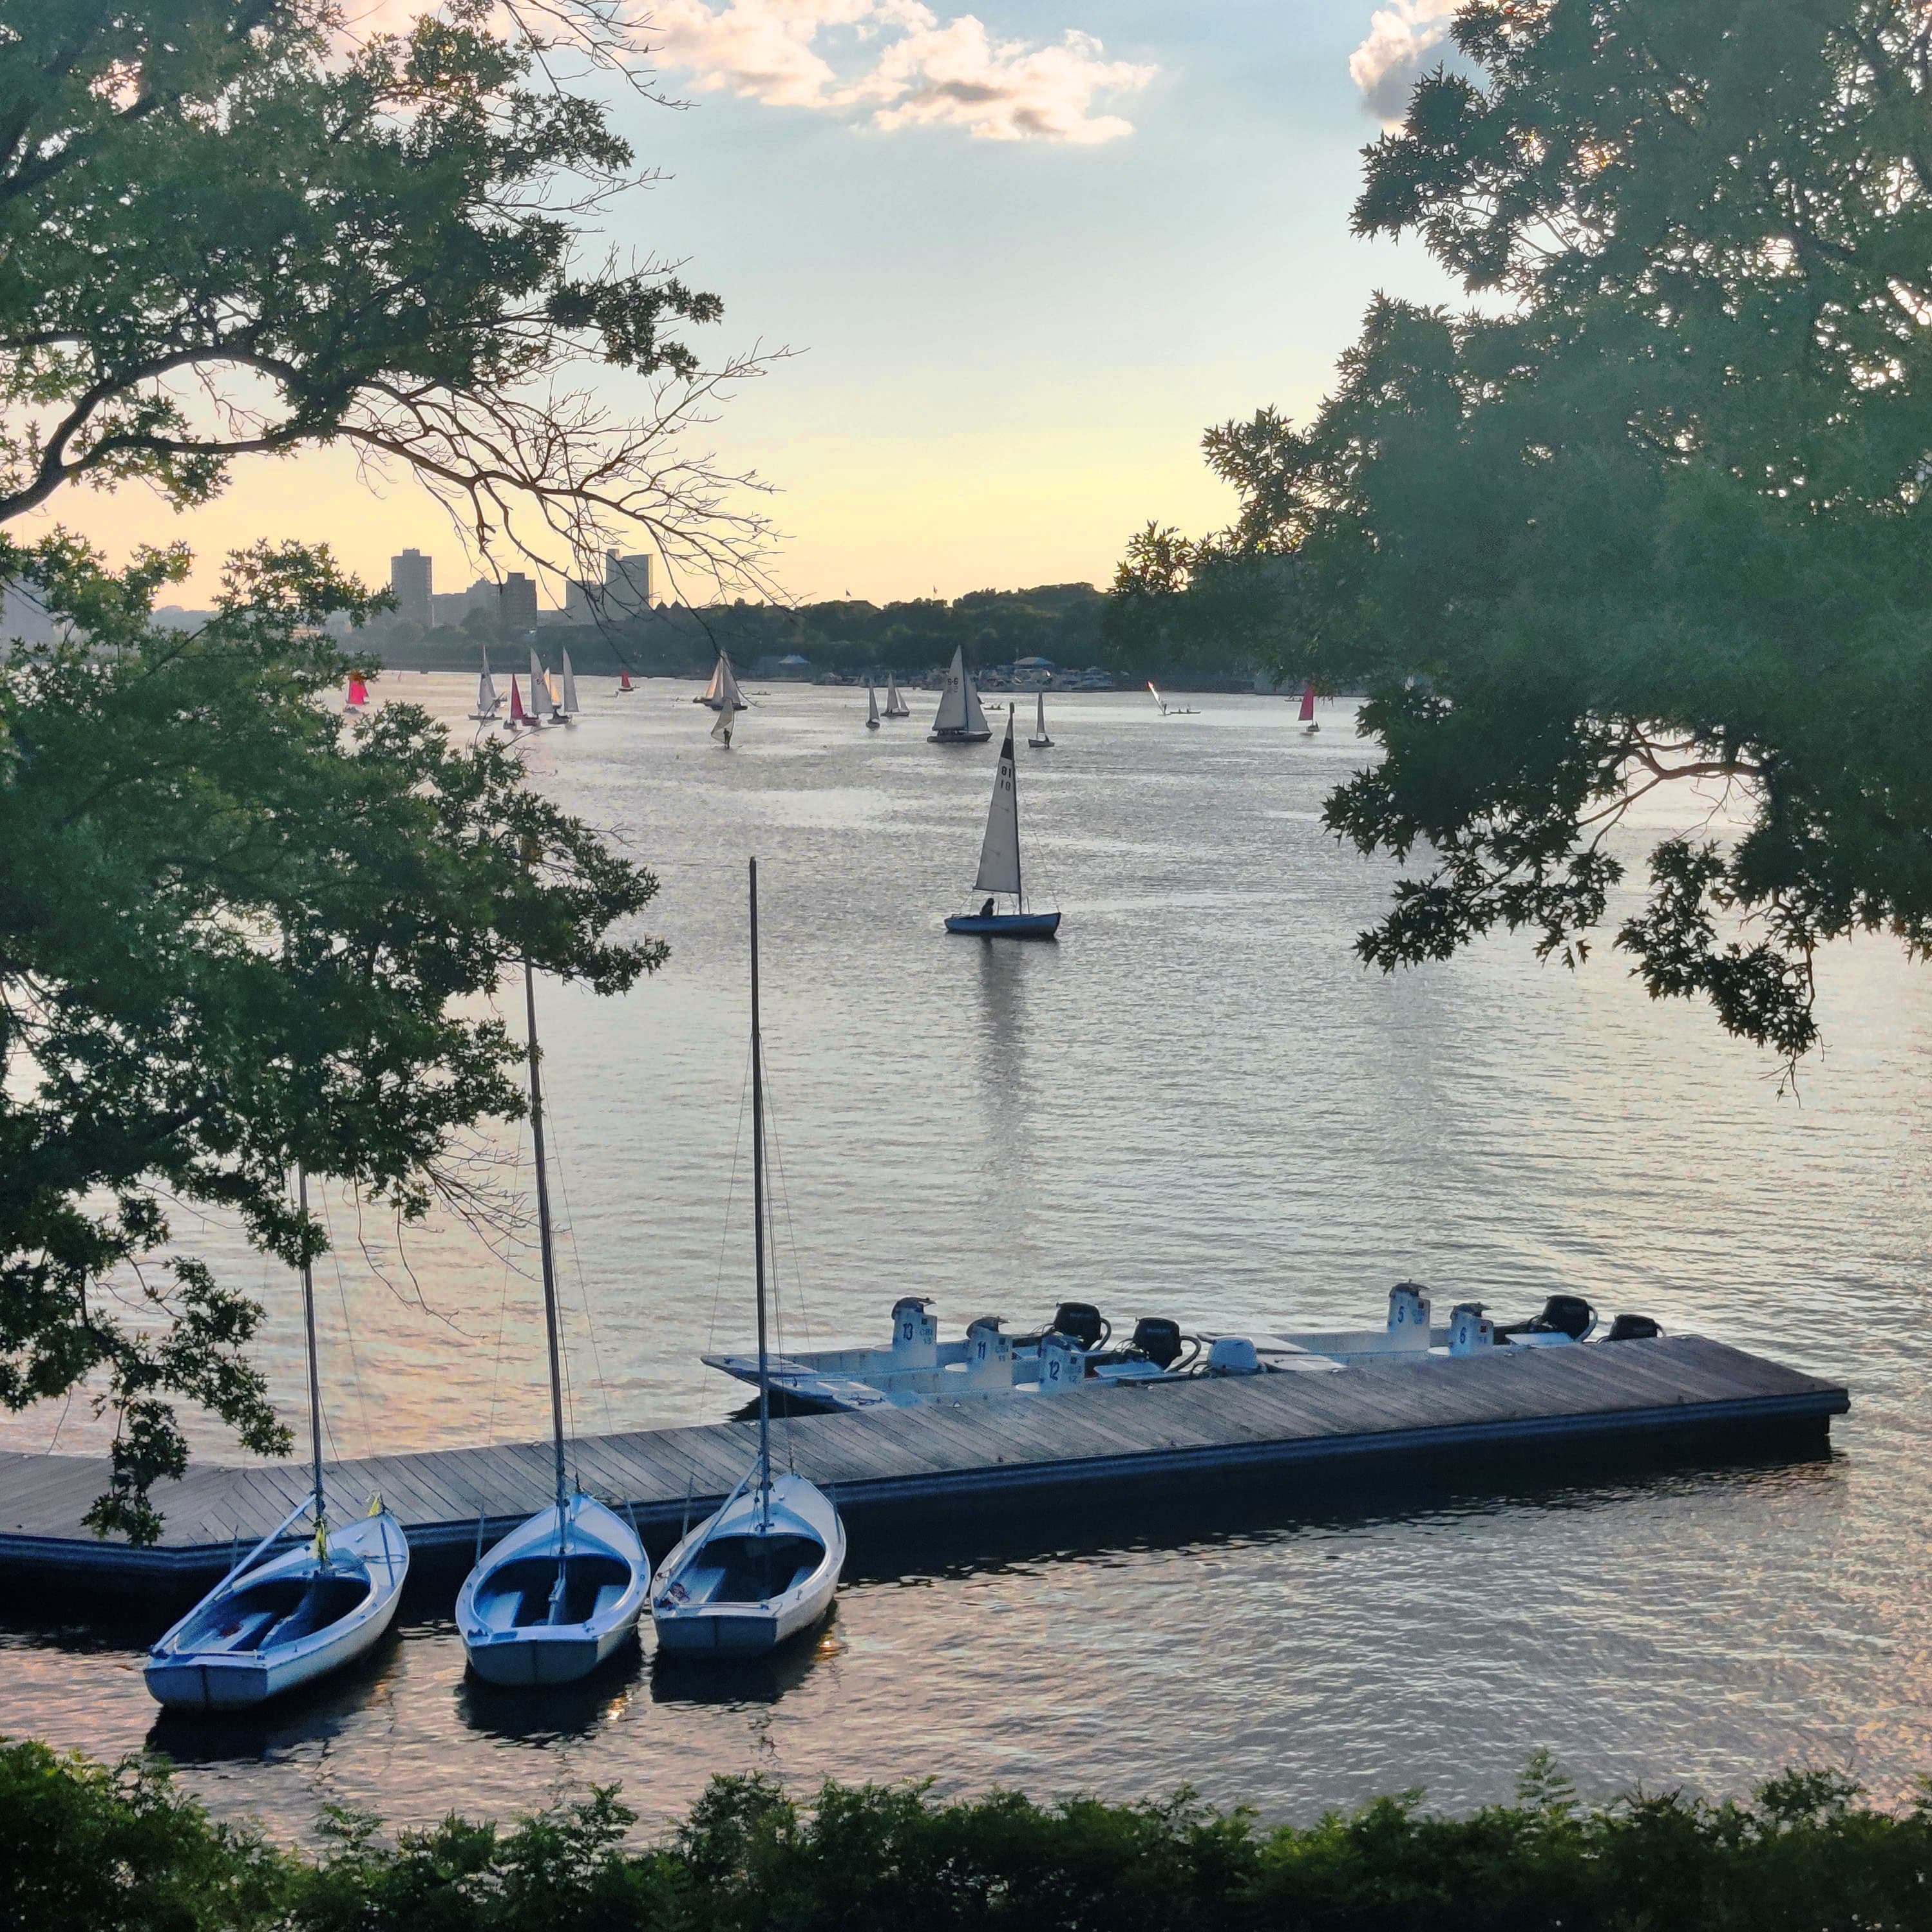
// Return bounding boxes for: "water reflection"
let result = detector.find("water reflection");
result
[454,1635,648,1744]
[649,1611,840,1709]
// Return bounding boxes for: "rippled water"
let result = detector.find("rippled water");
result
[4,678,1930,1837]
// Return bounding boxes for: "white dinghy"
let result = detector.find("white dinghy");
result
[147,1173,408,1710]
[654,859,845,1656]
[457,962,649,1687]
[469,647,502,719]
[865,682,880,730]
[884,672,909,718]
[928,645,992,743]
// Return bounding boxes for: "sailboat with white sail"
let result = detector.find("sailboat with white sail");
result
[944,709,1061,938]
[1028,688,1053,749]
[455,963,649,1687]
[522,649,549,727]
[884,673,909,718]
[470,649,502,720]
[652,859,846,1656]
[928,646,992,743]
[697,652,748,711]
[146,1174,409,1709]
[712,698,735,748]
[560,648,580,723]
[865,683,880,730]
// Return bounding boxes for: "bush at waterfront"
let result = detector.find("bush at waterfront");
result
[5,1736,1929,1931]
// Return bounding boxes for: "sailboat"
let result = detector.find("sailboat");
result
[1147,681,1196,717]
[712,698,735,748]
[944,710,1060,938]
[506,674,528,730]
[865,683,880,731]
[618,665,634,694]
[928,645,992,744]
[697,652,747,711]
[652,859,846,1656]
[1299,680,1320,734]
[469,649,502,720]
[146,1174,409,1709]
[560,648,580,723]
[884,673,909,719]
[456,963,649,1685]
[531,648,565,725]
[1028,688,1053,750]
[345,673,369,708]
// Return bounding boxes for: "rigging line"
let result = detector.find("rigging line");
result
[316,1187,374,1463]
[756,1039,803,1476]
[759,1061,815,1356]
[707,1037,755,1359]
[484,1126,527,1450]
[546,1106,618,1444]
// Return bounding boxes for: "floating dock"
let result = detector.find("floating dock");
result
[0,1336,1848,1600]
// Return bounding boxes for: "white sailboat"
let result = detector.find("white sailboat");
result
[1028,688,1052,749]
[865,683,880,730]
[928,646,992,743]
[456,965,649,1687]
[697,652,748,711]
[884,673,909,718]
[146,1173,409,1709]
[653,859,846,1656]
[944,709,1060,938]
[524,648,549,727]
[560,648,580,720]
[469,648,502,720]
[712,699,735,748]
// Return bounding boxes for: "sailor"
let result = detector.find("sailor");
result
[980,898,994,918]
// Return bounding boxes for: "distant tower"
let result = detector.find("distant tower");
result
[390,549,433,629]
[605,550,654,616]
[498,572,539,630]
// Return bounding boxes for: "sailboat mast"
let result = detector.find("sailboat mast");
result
[749,857,772,1525]
[522,962,570,1524]
[1010,708,1023,912]
[296,1168,325,1537]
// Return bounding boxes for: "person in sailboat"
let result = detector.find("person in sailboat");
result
[980,899,994,919]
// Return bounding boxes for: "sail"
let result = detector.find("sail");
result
[717,655,743,708]
[867,683,879,723]
[508,674,526,723]
[972,719,1022,897]
[712,702,733,744]
[477,648,498,713]
[561,649,580,715]
[346,674,368,706]
[932,647,967,734]
[886,673,904,715]
[1036,690,1046,736]
[529,648,547,714]
[618,666,633,692]
[961,663,989,737]
[1299,680,1316,723]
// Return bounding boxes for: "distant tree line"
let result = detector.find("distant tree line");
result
[9,1738,1932,1932]
[368,582,1265,687]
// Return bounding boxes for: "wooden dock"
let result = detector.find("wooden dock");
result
[0,1337,1848,1599]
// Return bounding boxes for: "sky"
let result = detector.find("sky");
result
[39,0,1468,609]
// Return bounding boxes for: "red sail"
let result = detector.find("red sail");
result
[1298,681,1316,722]
[618,666,633,692]
[507,674,526,723]
[346,674,368,706]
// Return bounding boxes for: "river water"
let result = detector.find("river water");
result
[4,679,1929,1837]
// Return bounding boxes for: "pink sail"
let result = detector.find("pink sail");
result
[507,674,526,724]
[346,674,368,707]
[1298,681,1316,723]
[618,666,633,692]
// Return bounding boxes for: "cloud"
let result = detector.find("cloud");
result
[652,1,1155,143]
[1349,0,1461,126]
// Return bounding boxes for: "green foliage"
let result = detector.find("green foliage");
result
[5,1739,1932,1932]
[0,534,664,1537]
[0,0,756,582]
[1111,0,1932,1067]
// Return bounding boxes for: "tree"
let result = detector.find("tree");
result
[1,535,664,1539]
[0,0,772,591]
[1113,0,1932,1067]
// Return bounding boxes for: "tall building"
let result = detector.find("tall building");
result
[605,550,654,614]
[389,549,433,629]
[498,573,539,630]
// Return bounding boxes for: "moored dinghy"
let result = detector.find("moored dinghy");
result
[945,710,1060,938]
[147,1173,408,1710]
[654,860,845,1656]
[458,961,648,1686]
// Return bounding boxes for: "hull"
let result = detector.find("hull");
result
[458,1493,648,1688]
[145,1510,408,1711]
[945,911,1061,938]
[652,1472,844,1658]
[929,728,992,743]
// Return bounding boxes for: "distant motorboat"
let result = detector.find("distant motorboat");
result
[945,710,1060,938]
[1027,688,1053,749]
[884,673,909,718]
[1299,680,1319,734]
[652,860,845,1656]
[929,646,992,743]
[865,683,880,730]
[698,652,748,711]
[469,649,502,720]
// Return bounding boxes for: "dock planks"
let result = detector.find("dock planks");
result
[0,1336,1848,1594]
